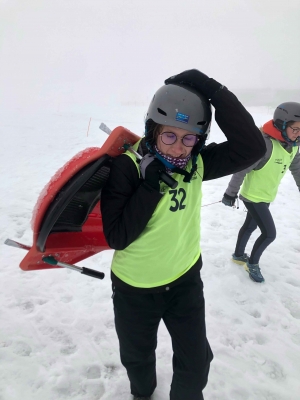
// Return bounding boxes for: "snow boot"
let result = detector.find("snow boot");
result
[245,262,265,283]
[232,253,249,265]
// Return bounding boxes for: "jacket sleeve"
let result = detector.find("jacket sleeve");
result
[201,85,267,181]
[224,135,271,196]
[224,162,258,197]
[289,148,300,191]
[100,154,163,250]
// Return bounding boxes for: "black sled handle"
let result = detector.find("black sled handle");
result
[81,267,105,280]
[126,146,178,189]
[42,256,105,280]
[159,171,178,189]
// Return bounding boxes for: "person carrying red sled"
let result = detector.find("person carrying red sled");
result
[101,69,266,400]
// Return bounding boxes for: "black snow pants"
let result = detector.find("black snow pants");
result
[235,201,276,264]
[112,272,213,400]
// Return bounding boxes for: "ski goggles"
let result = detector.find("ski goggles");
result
[159,132,199,147]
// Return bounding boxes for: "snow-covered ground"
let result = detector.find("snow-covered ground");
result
[0,105,299,400]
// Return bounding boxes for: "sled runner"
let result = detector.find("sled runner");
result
[5,126,140,273]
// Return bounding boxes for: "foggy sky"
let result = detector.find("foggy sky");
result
[0,0,299,112]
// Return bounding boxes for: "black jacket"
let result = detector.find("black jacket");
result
[101,85,266,292]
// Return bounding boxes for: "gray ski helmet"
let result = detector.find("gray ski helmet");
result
[146,84,212,136]
[273,102,300,131]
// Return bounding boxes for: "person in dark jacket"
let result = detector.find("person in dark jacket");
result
[101,69,266,400]
[222,102,300,283]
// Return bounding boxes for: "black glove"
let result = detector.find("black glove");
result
[139,154,166,191]
[164,69,223,99]
[222,193,237,207]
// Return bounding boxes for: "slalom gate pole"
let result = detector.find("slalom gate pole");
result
[86,117,91,136]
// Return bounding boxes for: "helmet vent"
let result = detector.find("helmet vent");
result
[294,114,300,118]
[157,108,167,116]
[197,121,206,125]
[278,107,288,114]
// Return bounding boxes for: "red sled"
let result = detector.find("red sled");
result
[5,126,140,273]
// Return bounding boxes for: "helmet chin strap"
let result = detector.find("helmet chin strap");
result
[154,151,198,183]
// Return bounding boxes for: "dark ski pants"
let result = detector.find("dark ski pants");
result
[235,201,276,264]
[112,273,213,400]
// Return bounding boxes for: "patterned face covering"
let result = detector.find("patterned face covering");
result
[154,145,191,171]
